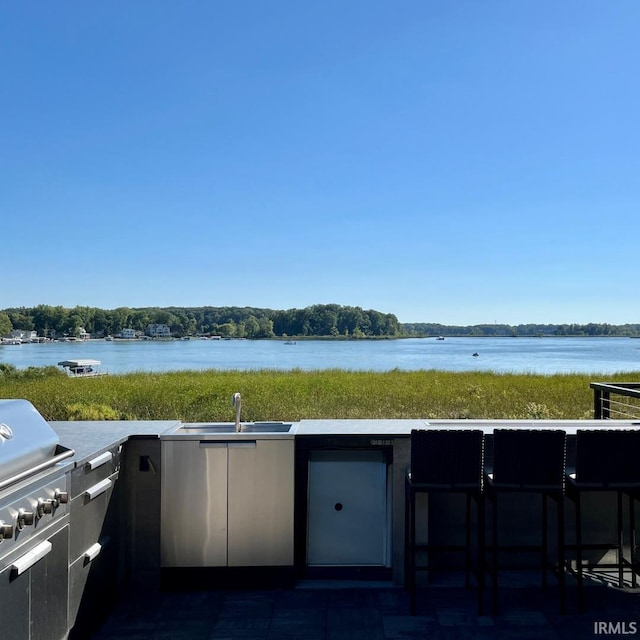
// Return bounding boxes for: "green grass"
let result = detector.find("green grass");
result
[1,365,638,422]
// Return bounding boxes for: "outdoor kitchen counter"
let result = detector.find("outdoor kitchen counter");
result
[296,419,424,435]
[49,420,181,465]
[49,418,640,463]
[295,418,639,436]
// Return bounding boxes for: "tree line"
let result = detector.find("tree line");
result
[402,322,640,337]
[1,305,637,339]
[0,304,402,339]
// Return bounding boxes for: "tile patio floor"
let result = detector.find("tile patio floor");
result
[90,575,640,640]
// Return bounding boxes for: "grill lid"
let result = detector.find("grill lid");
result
[0,399,60,486]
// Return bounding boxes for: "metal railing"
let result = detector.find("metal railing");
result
[590,382,640,420]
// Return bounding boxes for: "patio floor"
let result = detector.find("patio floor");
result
[90,573,640,640]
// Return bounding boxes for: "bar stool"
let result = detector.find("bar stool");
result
[565,429,640,611]
[484,429,567,614]
[405,429,485,615]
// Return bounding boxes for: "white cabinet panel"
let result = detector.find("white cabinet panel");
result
[307,450,387,565]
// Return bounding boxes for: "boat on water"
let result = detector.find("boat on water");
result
[284,340,297,345]
[58,359,106,377]
[436,336,445,340]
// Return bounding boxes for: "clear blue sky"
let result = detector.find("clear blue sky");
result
[2,1,639,325]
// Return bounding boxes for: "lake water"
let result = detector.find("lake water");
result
[1,337,639,375]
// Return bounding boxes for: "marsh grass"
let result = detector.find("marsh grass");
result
[1,367,638,422]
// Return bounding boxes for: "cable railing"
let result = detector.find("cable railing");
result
[590,382,640,420]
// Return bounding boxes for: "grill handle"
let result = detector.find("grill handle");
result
[0,446,75,491]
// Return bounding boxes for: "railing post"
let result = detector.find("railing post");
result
[593,389,603,419]
[602,391,611,420]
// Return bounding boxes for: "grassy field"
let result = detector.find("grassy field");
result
[1,365,638,422]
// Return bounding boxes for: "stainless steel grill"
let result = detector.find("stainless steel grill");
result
[0,399,74,573]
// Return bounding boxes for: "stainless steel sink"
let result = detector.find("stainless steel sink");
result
[241,423,294,433]
[173,422,293,434]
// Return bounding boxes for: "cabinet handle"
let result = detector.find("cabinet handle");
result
[12,540,52,575]
[85,478,112,501]
[86,451,113,470]
[228,441,257,448]
[84,542,102,562]
[84,535,112,562]
[199,442,227,448]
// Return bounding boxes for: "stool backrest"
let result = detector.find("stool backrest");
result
[410,429,484,488]
[491,429,566,490]
[575,429,640,487]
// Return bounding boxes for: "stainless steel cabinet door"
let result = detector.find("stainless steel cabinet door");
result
[0,525,69,640]
[0,562,29,640]
[31,526,69,640]
[161,441,228,567]
[227,440,295,567]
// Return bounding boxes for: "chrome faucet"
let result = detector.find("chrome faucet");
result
[232,393,242,432]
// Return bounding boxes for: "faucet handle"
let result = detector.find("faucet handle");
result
[232,392,241,407]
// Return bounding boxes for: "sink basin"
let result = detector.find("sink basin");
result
[241,423,293,433]
[173,422,293,435]
[174,423,237,434]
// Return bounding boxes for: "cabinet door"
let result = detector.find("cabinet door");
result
[0,526,69,640]
[161,440,228,567]
[70,471,119,561]
[31,526,69,640]
[227,440,295,567]
[0,562,30,640]
[307,450,387,565]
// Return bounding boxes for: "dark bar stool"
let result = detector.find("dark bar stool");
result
[484,429,567,614]
[565,429,640,611]
[405,429,485,615]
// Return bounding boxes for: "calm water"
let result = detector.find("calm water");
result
[1,337,639,375]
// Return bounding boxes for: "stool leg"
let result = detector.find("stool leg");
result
[558,494,566,614]
[630,493,637,588]
[404,482,410,590]
[465,493,471,589]
[576,492,584,612]
[477,493,485,616]
[492,492,499,614]
[409,489,417,615]
[618,491,624,588]
[542,493,548,589]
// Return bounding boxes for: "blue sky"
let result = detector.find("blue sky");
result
[2,1,639,325]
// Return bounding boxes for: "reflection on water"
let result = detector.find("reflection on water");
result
[1,337,639,376]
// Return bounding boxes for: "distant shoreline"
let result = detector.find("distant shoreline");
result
[2,305,639,341]
[5,333,640,346]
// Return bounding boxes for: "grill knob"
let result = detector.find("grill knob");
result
[37,498,55,518]
[0,520,14,540]
[53,489,69,507]
[17,508,35,530]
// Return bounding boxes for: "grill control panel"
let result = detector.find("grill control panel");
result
[0,471,69,566]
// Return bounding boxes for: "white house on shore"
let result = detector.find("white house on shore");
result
[146,323,171,338]
[117,328,137,339]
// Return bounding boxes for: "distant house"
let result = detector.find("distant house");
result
[146,323,171,338]
[78,327,90,341]
[10,329,37,342]
[117,328,137,339]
